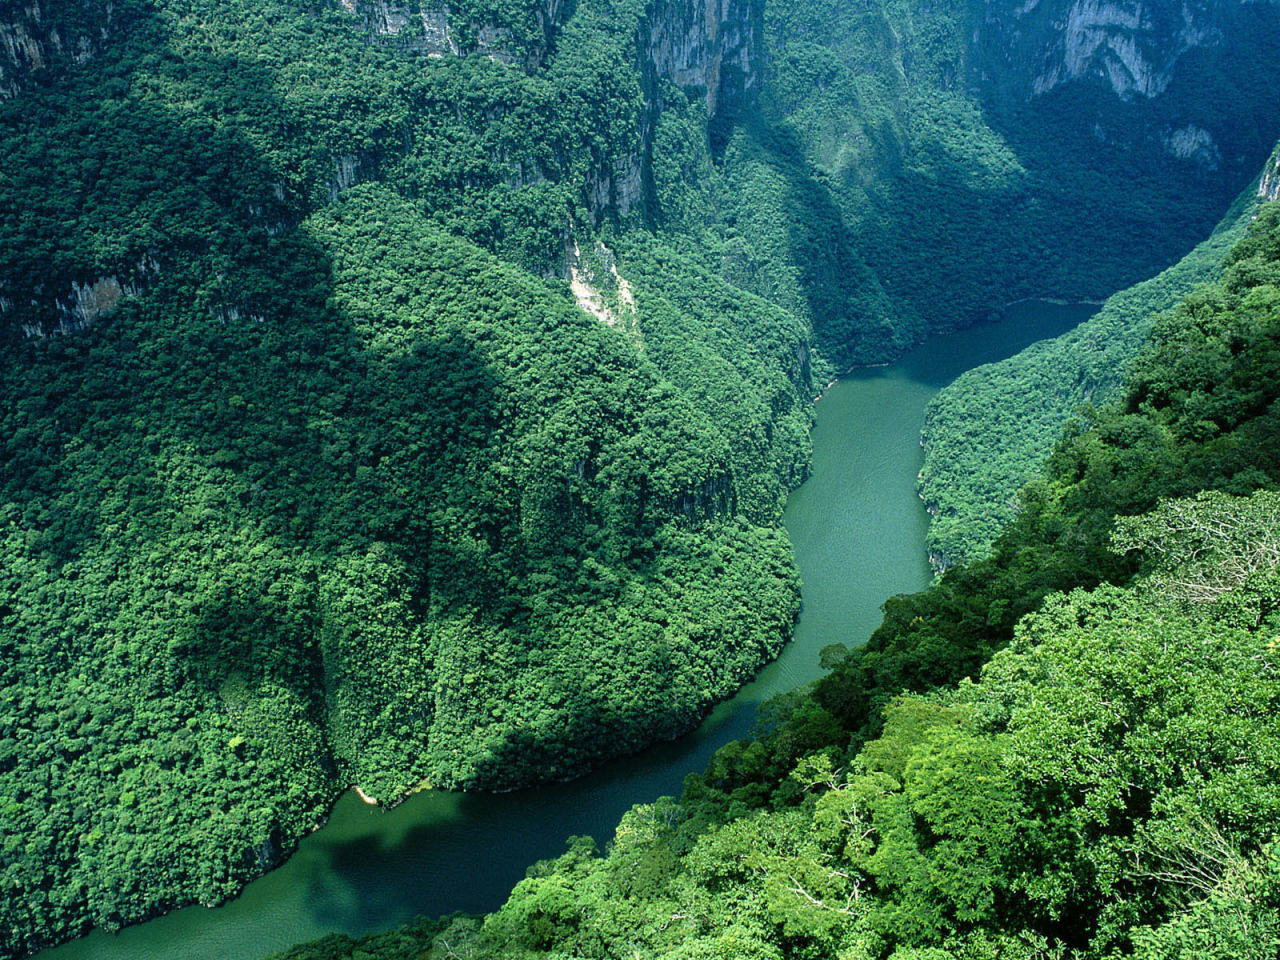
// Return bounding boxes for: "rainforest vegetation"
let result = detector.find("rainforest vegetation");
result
[264,197,1280,960]
[917,173,1265,570]
[2,0,1280,955]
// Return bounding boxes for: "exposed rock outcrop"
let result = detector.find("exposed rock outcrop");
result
[639,0,762,127]
[565,239,637,329]
[586,153,645,220]
[1162,123,1220,169]
[971,0,1280,179]
[583,0,763,221]
[339,0,567,68]
[1261,151,1280,203]
[328,151,379,200]
[14,276,131,338]
[0,0,116,98]
[348,0,460,57]
[978,0,1232,101]
[331,0,762,222]
[678,474,734,522]
[7,253,161,339]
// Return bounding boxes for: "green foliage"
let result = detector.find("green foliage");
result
[269,199,1280,960]
[1131,846,1280,960]
[261,916,449,960]
[1113,489,1280,626]
[0,173,809,950]
[0,0,817,948]
[919,180,1260,569]
[6,0,1280,953]
[814,200,1280,749]
[313,574,1280,960]
[720,0,1280,370]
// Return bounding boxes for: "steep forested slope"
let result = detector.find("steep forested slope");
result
[919,158,1272,569]
[0,0,818,951]
[266,200,1280,960]
[3,0,1280,954]
[0,180,809,945]
[712,0,1280,366]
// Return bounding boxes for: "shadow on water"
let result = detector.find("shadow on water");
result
[32,298,1098,960]
[893,300,1099,389]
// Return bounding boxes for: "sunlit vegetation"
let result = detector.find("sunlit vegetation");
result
[0,0,816,949]
[4,0,1280,953]
[919,178,1265,569]
[267,201,1280,960]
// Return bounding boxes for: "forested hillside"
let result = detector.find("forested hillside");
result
[3,0,1280,955]
[266,200,1280,960]
[918,157,1272,570]
[0,0,820,951]
[724,0,1280,364]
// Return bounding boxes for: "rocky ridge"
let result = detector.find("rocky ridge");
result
[978,0,1229,101]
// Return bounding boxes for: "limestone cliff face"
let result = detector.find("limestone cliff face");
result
[341,0,567,68]
[4,253,161,338]
[335,0,760,219]
[588,0,762,219]
[0,0,116,98]
[977,0,1239,102]
[345,0,460,57]
[640,0,761,128]
[341,0,761,121]
[973,0,1278,171]
[1261,150,1280,203]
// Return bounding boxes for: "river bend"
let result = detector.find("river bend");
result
[37,301,1097,960]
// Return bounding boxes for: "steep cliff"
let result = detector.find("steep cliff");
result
[335,0,761,133]
[641,0,761,141]
[339,0,569,66]
[917,141,1278,570]
[0,2,817,953]
[1261,147,1280,203]
[973,0,1279,168]
[7,0,1280,956]
[581,0,763,220]
[979,0,1229,100]
[0,0,116,97]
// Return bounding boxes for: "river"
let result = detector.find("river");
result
[36,300,1097,960]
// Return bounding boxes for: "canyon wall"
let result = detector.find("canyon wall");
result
[972,0,1278,169]
[1,0,116,97]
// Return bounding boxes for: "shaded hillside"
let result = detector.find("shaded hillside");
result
[265,201,1280,960]
[919,155,1273,569]
[2,0,1279,954]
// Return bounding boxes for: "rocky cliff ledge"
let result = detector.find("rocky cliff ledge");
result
[641,0,761,132]
[1261,150,1280,203]
[1,0,116,98]
[342,0,568,67]
[972,0,1278,173]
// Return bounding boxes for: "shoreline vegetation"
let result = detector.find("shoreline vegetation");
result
[263,199,1280,960]
[823,297,1105,396]
[4,0,1280,954]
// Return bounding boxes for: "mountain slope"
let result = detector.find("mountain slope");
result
[263,200,1280,960]
[919,153,1273,569]
[3,0,1280,954]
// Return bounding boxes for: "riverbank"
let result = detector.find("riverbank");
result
[31,301,1093,960]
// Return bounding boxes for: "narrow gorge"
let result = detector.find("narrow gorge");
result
[2,0,1279,958]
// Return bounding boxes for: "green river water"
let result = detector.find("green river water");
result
[36,300,1098,960]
